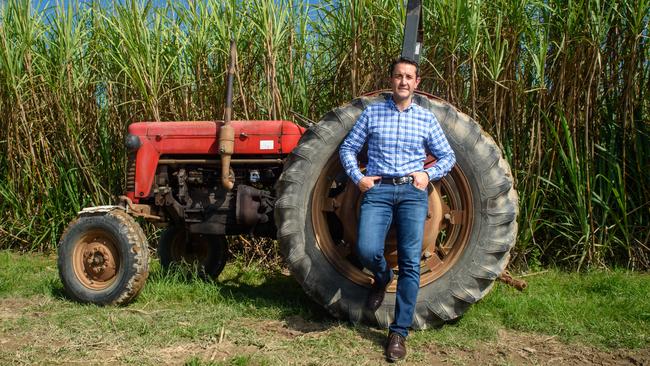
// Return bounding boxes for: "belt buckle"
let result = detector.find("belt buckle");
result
[393,176,410,185]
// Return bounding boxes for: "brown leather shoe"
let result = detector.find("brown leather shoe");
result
[385,332,407,362]
[365,270,393,311]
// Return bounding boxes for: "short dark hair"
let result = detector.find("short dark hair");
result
[389,57,420,77]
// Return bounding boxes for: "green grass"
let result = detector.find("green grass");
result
[411,270,650,349]
[1,250,649,365]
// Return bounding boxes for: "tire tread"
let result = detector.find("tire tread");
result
[275,93,518,328]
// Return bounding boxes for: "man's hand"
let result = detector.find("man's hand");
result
[358,176,381,193]
[409,171,429,191]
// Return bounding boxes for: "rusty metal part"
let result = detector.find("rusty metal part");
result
[219,124,235,191]
[158,158,284,165]
[498,271,528,291]
[177,168,192,206]
[220,39,237,191]
[71,229,120,290]
[236,185,272,226]
[311,155,474,291]
[119,196,161,220]
[153,188,185,223]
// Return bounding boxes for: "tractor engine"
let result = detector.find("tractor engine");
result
[122,120,304,238]
[152,163,278,237]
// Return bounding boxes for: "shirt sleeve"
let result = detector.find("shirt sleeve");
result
[424,115,456,181]
[339,110,369,185]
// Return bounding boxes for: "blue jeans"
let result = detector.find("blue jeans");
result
[357,182,429,337]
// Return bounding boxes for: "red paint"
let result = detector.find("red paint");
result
[127,120,305,200]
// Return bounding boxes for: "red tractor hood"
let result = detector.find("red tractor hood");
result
[128,120,304,155]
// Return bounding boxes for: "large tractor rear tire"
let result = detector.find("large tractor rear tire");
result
[57,209,149,305]
[275,92,518,328]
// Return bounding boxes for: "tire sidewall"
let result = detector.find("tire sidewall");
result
[276,92,518,327]
[57,212,142,305]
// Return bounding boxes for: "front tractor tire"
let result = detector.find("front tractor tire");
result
[57,209,149,305]
[275,92,518,329]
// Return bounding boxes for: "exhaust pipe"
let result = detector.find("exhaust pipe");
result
[220,38,237,190]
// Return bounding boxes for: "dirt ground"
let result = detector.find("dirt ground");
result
[1,297,648,365]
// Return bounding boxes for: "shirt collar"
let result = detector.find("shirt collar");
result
[386,95,415,112]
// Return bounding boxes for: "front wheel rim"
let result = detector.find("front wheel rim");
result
[71,229,121,291]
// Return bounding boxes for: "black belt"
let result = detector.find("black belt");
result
[380,176,414,185]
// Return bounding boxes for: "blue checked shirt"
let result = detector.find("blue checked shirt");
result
[339,96,456,185]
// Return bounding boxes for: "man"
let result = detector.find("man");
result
[339,57,456,362]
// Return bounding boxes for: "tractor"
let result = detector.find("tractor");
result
[57,0,518,329]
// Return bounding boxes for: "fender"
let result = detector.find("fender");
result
[78,205,125,215]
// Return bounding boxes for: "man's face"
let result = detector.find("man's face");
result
[390,62,420,103]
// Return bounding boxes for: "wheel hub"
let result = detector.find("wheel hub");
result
[311,156,473,291]
[330,180,444,273]
[82,244,116,280]
[72,231,120,290]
